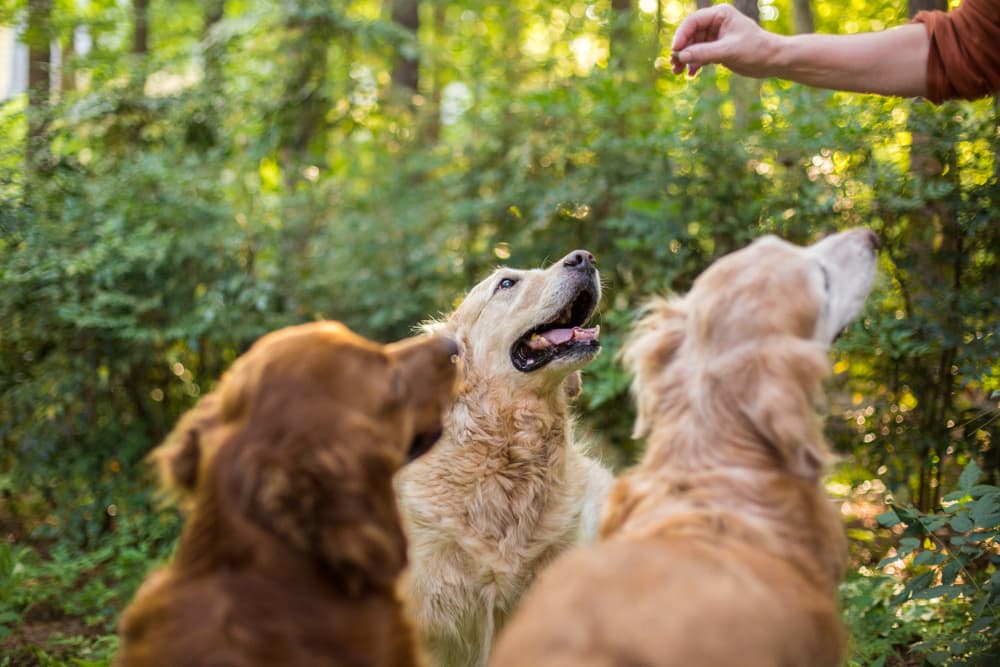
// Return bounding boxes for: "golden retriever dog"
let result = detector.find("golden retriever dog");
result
[115,321,459,667]
[490,229,880,667]
[396,250,615,667]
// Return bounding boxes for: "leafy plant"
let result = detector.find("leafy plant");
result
[0,542,36,638]
[876,460,1000,665]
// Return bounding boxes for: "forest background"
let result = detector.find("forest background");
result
[0,0,998,665]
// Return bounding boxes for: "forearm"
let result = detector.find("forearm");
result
[765,23,929,98]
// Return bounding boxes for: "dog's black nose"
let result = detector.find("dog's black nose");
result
[562,249,596,270]
[863,229,881,251]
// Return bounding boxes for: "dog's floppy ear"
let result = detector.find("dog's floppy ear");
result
[148,393,222,499]
[721,339,832,479]
[622,297,689,439]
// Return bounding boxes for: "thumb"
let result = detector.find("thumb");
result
[675,41,729,69]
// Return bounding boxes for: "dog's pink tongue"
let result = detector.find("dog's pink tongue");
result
[526,326,600,351]
[541,328,575,345]
[541,326,599,345]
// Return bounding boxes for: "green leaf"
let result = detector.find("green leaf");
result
[950,513,974,533]
[969,484,1000,498]
[959,459,983,491]
[927,650,950,665]
[893,505,920,524]
[892,571,935,605]
[942,490,968,503]
[913,550,943,566]
[911,583,965,600]
[922,515,948,531]
[971,494,1000,529]
[877,555,901,569]
[875,509,901,527]
[941,558,961,585]
[971,617,994,633]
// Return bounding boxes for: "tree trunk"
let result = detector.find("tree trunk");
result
[390,0,420,95]
[731,0,758,22]
[203,0,225,87]
[909,0,946,13]
[133,0,149,55]
[133,0,149,89]
[731,0,760,129]
[696,0,712,8]
[193,0,225,148]
[610,0,632,70]
[423,2,446,143]
[792,0,814,34]
[906,0,952,512]
[277,2,331,182]
[499,5,522,154]
[60,32,75,95]
[26,0,53,187]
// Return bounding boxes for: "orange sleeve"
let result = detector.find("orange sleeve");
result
[912,0,1000,103]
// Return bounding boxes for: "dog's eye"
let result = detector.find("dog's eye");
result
[819,265,831,292]
[498,277,518,290]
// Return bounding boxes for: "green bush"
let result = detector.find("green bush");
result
[869,460,1000,665]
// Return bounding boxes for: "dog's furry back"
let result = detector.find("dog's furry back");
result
[115,322,458,667]
[489,230,880,667]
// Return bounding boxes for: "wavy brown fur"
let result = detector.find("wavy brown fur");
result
[115,322,458,667]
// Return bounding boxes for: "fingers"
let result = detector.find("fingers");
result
[670,4,735,76]
[670,4,732,53]
[676,41,729,70]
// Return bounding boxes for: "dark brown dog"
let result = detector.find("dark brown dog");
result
[115,321,458,667]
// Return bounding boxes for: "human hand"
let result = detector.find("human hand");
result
[670,3,778,78]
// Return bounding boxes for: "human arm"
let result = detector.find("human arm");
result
[670,3,930,99]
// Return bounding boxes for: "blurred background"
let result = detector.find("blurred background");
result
[0,0,997,664]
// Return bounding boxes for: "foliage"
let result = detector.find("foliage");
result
[841,573,971,667]
[871,460,1000,665]
[0,483,177,665]
[0,0,997,663]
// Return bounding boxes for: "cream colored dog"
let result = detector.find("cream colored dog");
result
[490,229,880,667]
[396,249,614,667]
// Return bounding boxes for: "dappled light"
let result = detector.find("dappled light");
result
[1,0,998,665]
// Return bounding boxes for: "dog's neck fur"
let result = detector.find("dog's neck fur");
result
[400,368,588,553]
[451,377,571,460]
[606,399,846,589]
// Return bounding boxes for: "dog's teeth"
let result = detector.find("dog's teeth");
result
[527,334,552,351]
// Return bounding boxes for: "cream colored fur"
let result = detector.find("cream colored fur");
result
[489,229,879,667]
[397,252,614,667]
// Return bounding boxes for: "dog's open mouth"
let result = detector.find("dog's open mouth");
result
[510,284,600,373]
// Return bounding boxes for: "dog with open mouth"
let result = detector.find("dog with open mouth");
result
[489,229,880,667]
[396,249,614,667]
